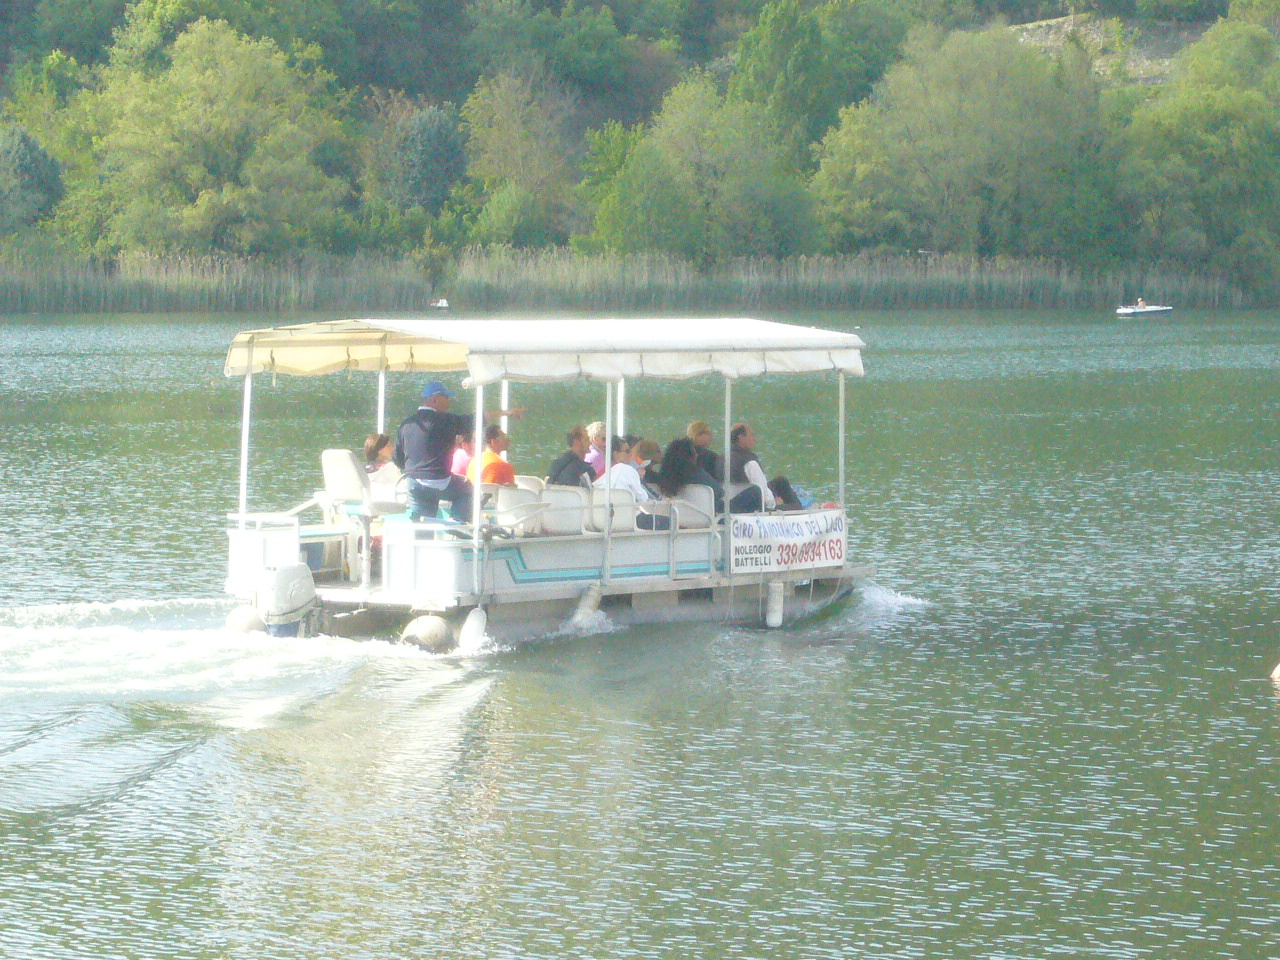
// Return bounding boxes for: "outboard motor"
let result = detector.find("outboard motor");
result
[256,563,318,637]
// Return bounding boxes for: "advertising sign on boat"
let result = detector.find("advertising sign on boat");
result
[730,510,846,573]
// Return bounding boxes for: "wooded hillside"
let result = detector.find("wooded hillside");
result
[4,0,1280,304]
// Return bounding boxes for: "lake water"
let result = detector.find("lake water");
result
[2,310,1279,959]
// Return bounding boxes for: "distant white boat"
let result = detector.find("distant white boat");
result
[1116,303,1173,316]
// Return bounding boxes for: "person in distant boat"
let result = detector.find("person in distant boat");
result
[546,426,595,488]
[687,420,720,478]
[594,436,670,529]
[394,381,524,521]
[468,423,517,486]
[450,428,475,477]
[1137,297,1147,308]
[727,423,799,512]
[584,421,608,478]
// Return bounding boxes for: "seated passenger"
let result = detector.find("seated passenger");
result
[594,436,670,530]
[468,423,517,486]
[584,421,608,478]
[687,420,720,478]
[450,428,475,477]
[728,422,800,511]
[631,438,663,497]
[546,426,595,488]
[364,433,403,488]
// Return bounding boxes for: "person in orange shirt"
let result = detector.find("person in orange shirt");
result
[468,423,516,486]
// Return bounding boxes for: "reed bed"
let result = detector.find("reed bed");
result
[450,249,1246,311]
[0,252,443,314]
[0,247,1246,314]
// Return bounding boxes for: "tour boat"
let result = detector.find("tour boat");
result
[1116,303,1173,316]
[222,317,872,649]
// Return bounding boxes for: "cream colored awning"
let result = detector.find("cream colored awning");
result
[224,317,865,384]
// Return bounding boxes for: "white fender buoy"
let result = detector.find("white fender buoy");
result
[225,605,266,633]
[765,581,785,628]
[457,608,489,654]
[401,615,454,653]
[571,583,603,629]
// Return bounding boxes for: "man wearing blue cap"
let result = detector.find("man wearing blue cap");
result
[394,381,524,521]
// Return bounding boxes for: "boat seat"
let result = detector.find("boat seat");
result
[494,486,545,537]
[320,448,404,518]
[670,484,715,529]
[588,488,640,533]
[514,475,545,494]
[541,484,590,535]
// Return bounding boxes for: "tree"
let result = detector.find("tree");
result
[729,0,916,165]
[0,122,63,234]
[89,19,351,255]
[1118,20,1280,292]
[582,76,816,262]
[383,104,467,215]
[729,0,830,154]
[462,67,579,246]
[812,27,1122,262]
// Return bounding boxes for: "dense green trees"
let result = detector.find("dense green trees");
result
[2,0,1280,298]
[813,29,1120,261]
[81,20,350,255]
[0,122,62,234]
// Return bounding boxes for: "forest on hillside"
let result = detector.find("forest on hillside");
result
[3,0,1280,308]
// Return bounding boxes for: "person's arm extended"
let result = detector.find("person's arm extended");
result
[484,407,527,423]
[744,459,776,510]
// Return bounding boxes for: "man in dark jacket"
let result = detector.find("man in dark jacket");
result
[545,426,595,488]
[395,381,523,521]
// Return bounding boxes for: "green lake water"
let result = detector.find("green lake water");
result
[2,309,1279,958]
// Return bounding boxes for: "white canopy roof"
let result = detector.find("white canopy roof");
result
[224,317,865,385]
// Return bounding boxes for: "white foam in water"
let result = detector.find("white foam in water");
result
[0,598,430,730]
[555,608,617,638]
[857,581,930,614]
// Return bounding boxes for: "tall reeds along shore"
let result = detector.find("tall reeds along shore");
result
[0,252,444,314]
[450,249,1245,311]
[0,248,1245,314]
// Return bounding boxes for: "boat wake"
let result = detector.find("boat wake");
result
[0,597,436,727]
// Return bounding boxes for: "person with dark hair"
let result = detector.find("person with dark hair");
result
[364,433,393,474]
[658,437,754,513]
[546,426,595,488]
[468,423,516,486]
[364,432,403,495]
[728,422,799,511]
[393,381,523,521]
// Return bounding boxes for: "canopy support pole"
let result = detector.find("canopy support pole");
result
[722,377,732,573]
[472,383,485,597]
[603,381,613,585]
[617,379,626,437]
[838,373,847,511]
[376,369,387,434]
[500,380,511,460]
[236,346,254,528]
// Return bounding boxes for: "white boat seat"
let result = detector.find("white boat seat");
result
[588,488,640,533]
[320,448,404,518]
[670,484,715,529]
[514,475,545,493]
[494,486,545,537]
[541,484,589,535]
